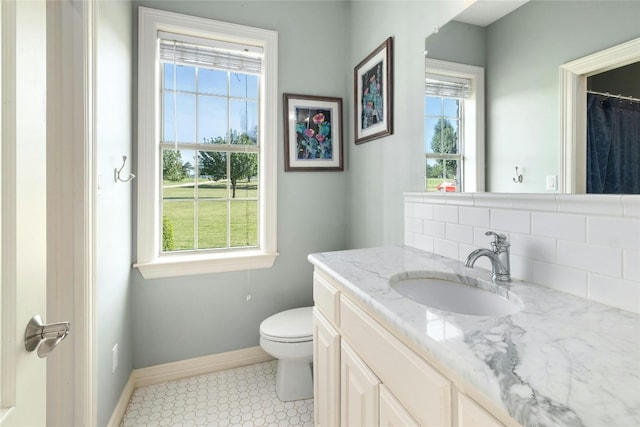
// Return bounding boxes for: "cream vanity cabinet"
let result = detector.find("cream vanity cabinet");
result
[313,270,513,427]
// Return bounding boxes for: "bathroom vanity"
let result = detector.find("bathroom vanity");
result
[308,246,640,427]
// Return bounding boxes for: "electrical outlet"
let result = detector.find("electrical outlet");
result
[112,344,118,373]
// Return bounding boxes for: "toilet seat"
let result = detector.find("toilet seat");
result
[260,307,312,343]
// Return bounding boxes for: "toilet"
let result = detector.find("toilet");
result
[259,306,313,401]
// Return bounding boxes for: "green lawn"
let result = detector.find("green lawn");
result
[162,179,258,250]
[426,178,444,192]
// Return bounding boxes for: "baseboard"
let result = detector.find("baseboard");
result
[132,346,274,388]
[109,346,273,426]
[106,375,135,427]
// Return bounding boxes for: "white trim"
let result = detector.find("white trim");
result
[45,1,97,425]
[82,1,98,422]
[559,37,640,194]
[133,346,273,388]
[137,7,278,278]
[136,251,278,279]
[424,59,485,192]
[107,347,273,427]
[1,0,17,417]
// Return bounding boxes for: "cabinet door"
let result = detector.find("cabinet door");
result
[341,340,380,427]
[313,308,341,427]
[379,385,421,427]
[458,393,505,427]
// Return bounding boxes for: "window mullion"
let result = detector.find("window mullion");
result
[226,71,232,249]
[194,67,199,250]
[172,45,178,150]
[194,67,200,144]
[159,146,164,255]
[426,153,461,161]
[194,150,199,251]
[458,97,465,191]
[226,151,231,249]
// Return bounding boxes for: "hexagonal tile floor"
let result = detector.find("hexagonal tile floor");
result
[120,360,314,427]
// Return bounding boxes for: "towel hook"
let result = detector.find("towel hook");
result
[114,155,135,183]
[512,166,523,183]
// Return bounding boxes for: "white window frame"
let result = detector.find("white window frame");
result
[425,59,485,192]
[136,7,278,279]
[424,90,465,191]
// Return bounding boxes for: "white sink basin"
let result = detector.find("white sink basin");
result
[390,274,522,316]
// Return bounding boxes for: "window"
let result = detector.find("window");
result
[136,7,278,279]
[424,77,466,192]
[424,59,484,193]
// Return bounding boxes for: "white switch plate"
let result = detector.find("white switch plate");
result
[112,343,118,373]
[546,175,557,191]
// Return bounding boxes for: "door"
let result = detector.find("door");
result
[1,0,49,425]
[379,385,420,427]
[458,393,506,427]
[313,308,341,427]
[341,340,380,427]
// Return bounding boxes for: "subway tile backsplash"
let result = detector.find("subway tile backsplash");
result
[404,193,640,314]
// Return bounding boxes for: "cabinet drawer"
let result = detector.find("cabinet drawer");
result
[340,296,452,427]
[458,393,505,427]
[313,272,340,325]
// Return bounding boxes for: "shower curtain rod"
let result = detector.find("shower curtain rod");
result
[587,90,640,103]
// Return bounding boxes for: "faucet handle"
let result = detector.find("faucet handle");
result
[485,231,508,246]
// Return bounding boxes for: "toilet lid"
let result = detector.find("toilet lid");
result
[260,307,313,343]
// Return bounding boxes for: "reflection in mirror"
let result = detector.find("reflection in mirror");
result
[424,60,484,193]
[424,94,462,192]
[586,62,640,194]
[426,0,640,193]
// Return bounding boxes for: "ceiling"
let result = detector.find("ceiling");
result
[453,0,529,27]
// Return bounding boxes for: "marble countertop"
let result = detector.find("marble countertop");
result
[308,246,640,427]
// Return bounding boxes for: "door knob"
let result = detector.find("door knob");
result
[24,315,70,358]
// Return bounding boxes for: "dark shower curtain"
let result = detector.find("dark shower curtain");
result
[587,93,640,194]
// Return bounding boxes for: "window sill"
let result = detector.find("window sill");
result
[134,250,279,279]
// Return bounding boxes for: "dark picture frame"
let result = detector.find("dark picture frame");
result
[354,37,394,144]
[283,93,344,171]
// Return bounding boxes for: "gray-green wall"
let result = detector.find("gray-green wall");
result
[346,0,467,248]
[426,20,486,68]
[96,2,134,426]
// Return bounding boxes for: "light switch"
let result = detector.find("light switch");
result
[546,175,557,191]
[112,343,118,373]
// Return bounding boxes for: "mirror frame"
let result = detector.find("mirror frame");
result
[560,37,640,193]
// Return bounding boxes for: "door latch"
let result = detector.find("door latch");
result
[24,315,70,358]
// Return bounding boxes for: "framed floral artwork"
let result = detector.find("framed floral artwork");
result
[283,93,344,171]
[354,37,394,144]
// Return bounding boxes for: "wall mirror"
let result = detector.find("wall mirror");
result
[425,0,640,194]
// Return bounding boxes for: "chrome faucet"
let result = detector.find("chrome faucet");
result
[465,231,511,282]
